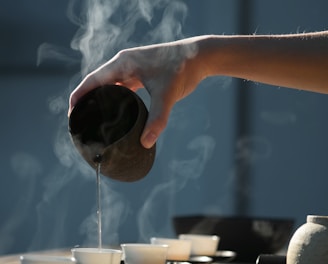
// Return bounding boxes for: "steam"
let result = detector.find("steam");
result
[64,0,193,244]
[235,136,272,164]
[231,135,272,215]
[7,0,298,253]
[67,0,188,76]
[37,43,79,67]
[33,0,211,250]
[0,152,42,253]
[260,111,297,125]
[79,178,129,246]
[138,135,216,240]
[137,100,216,240]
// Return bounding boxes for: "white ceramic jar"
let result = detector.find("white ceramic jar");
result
[287,215,328,264]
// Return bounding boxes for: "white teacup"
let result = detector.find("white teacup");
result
[150,237,191,261]
[71,248,122,264]
[20,255,76,264]
[178,234,219,256]
[121,243,168,264]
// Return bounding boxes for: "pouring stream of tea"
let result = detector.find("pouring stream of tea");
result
[96,155,102,249]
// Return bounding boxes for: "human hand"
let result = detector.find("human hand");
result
[69,38,205,148]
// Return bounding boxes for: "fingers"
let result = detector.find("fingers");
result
[68,58,144,116]
[68,73,101,116]
[68,45,179,149]
[140,88,175,148]
[141,106,169,149]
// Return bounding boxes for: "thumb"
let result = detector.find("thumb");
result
[140,94,173,149]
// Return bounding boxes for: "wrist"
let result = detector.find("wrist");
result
[191,35,230,79]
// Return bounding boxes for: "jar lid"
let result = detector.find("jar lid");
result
[307,215,328,225]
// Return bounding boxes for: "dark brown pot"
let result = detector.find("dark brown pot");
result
[69,84,156,182]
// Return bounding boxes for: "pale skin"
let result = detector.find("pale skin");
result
[68,31,328,149]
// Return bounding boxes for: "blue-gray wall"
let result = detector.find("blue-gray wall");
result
[1,0,328,255]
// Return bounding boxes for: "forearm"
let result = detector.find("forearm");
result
[194,31,328,93]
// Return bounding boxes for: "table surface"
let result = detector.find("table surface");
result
[0,249,72,264]
[0,249,253,264]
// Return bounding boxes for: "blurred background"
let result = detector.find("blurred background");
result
[1,0,328,255]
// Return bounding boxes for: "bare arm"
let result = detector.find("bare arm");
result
[69,31,328,148]
[199,31,328,93]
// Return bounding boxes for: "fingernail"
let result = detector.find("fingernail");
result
[142,131,157,149]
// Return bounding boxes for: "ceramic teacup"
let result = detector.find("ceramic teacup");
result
[178,234,220,256]
[20,255,76,264]
[121,243,168,264]
[150,237,191,261]
[71,248,122,264]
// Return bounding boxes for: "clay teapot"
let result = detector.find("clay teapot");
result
[69,84,156,182]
